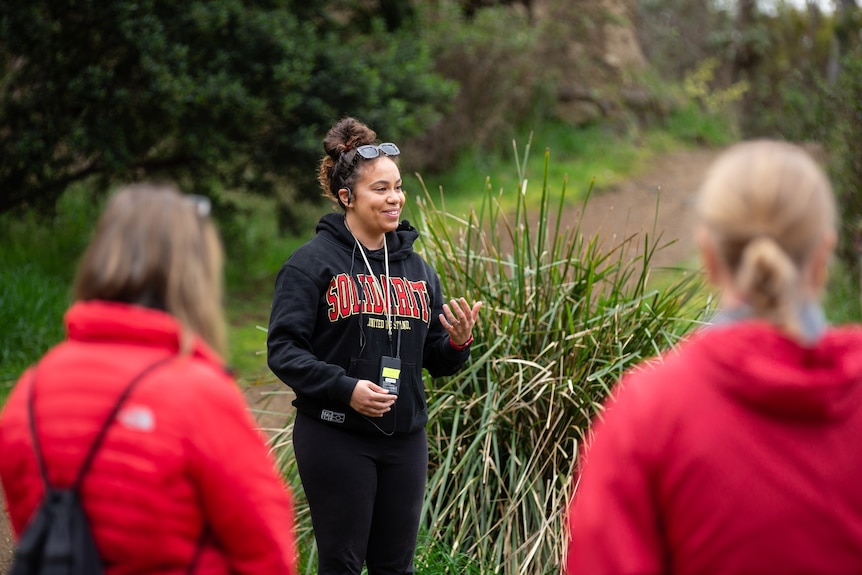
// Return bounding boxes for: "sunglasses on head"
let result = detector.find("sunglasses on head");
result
[342,142,400,181]
[186,194,212,218]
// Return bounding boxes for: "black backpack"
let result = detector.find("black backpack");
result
[11,355,175,575]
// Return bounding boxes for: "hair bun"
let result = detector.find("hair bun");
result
[318,117,378,199]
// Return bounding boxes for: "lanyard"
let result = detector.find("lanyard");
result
[351,233,394,340]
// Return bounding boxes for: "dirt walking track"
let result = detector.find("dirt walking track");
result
[0,147,720,573]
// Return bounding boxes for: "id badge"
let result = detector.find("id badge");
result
[379,355,402,395]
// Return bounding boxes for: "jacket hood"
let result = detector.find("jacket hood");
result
[65,300,225,366]
[316,212,419,262]
[695,320,862,421]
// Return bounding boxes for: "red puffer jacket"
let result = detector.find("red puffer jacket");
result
[0,301,297,575]
[566,320,862,575]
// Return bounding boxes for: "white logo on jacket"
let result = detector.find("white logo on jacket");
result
[320,410,345,424]
[118,405,156,432]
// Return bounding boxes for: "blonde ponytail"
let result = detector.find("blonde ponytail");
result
[735,237,801,338]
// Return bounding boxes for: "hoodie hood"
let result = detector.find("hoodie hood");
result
[316,212,419,262]
[694,320,862,421]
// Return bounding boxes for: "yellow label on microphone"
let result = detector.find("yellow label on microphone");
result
[382,366,401,379]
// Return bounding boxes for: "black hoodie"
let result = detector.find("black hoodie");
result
[267,212,470,435]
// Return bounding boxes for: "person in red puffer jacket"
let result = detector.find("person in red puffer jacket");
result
[0,184,297,575]
[565,140,862,575]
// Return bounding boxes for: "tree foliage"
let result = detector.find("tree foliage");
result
[637,0,862,141]
[406,1,552,173]
[827,45,862,275]
[638,0,862,298]
[0,0,454,215]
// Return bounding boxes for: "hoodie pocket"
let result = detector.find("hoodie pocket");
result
[347,358,379,382]
[402,362,426,413]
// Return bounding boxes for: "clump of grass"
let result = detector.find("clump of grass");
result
[0,265,69,386]
[0,187,98,397]
[412,141,707,573]
[414,531,492,574]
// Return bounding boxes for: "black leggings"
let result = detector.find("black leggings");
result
[293,412,429,575]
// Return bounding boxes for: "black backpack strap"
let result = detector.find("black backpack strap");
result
[186,527,209,574]
[26,354,176,491]
[26,368,50,491]
[72,355,176,489]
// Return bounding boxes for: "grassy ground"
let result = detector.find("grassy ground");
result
[0,189,92,402]
[411,122,686,221]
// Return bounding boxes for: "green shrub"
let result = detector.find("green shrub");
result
[730,5,833,141]
[0,0,454,216]
[660,100,737,147]
[404,1,554,174]
[647,58,741,147]
[824,258,862,325]
[827,46,862,284]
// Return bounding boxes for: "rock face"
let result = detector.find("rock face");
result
[536,0,646,67]
[398,0,660,174]
[602,0,647,70]
[530,0,652,126]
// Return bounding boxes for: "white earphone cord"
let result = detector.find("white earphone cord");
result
[351,234,394,341]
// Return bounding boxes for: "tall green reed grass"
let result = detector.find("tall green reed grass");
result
[270,142,708,574]
[418,141,706,573]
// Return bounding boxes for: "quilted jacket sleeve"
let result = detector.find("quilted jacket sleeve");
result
[565,375,666,575]
[185,369,298,575]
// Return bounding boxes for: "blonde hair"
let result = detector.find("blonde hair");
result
[696,140,836,338]
[73,183,228,356]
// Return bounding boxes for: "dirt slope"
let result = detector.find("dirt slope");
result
[0,146,722,573]
[574,147,719,270]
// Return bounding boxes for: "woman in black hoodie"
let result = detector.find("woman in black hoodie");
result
[267,117,481,575]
